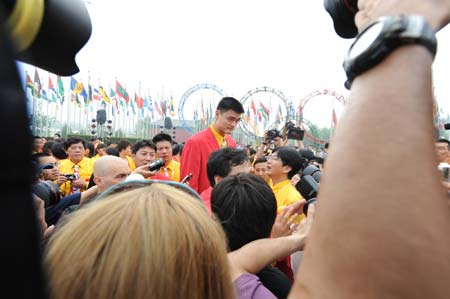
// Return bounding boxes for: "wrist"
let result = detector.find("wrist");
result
[286,234,307,251]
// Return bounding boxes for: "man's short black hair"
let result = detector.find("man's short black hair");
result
[216,97,244,114]
[436,138,450,149]
[152,133,173,145]
[32,153,50,164]
[273,146,303,179]
[207,148,248,187]
[253,156,268,166]
[64,137,85,150]
[212,173,277,251]
[116,139,132,152]
[132,140,156,154]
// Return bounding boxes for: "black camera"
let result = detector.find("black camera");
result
[285,121,304,141]
[149,158,165,171]
[267,129,281,140]
[324,0,359,38]
[64,174,76,181]
[295,165,322,215]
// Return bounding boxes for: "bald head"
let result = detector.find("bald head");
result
[94,156,131,193]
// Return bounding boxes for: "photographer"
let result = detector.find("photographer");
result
[254,121,305,162]
[289,0,450,298]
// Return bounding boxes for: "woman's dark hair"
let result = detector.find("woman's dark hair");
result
[42,141,56,155]
[50,143,68,160]
[85,142,95,158]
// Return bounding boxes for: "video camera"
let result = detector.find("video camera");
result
[285,121,305,141]
[266,121,304,143]
[324,0,359,38]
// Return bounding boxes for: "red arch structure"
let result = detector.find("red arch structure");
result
[296,89,347,145]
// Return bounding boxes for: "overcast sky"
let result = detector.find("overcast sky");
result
[22,0,450,129]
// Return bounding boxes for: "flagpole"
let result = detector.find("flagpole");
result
[59,78,63,133]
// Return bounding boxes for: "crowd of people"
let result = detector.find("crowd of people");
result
[12,0,450,298]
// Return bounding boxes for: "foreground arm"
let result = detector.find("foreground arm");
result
[291,3,450,299]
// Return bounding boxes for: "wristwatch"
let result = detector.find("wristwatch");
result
[343,15,437,89]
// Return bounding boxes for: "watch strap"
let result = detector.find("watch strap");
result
[344,15,437,89]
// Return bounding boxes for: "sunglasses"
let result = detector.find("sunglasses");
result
[94,179,204,203]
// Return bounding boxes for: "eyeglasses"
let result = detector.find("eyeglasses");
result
[94,179,204,203]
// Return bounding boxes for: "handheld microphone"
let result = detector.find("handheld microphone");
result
[148,159,164,171]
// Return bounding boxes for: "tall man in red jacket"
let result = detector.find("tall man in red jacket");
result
[181,97,244,194]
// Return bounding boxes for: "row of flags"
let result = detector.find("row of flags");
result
[26,68,342,130]
[245,98,285,125]
[25,69,176,119]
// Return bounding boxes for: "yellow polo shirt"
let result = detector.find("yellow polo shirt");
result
[210,125,227,148]
[159,159,180,182]
[271,179,304,216]
[59,157,94,196]
[126,155,136,171]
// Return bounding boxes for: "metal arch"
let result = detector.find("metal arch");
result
[297,89,346,120]
[239,86,294,138]
[296,89,347,144]
[178,83,225,133]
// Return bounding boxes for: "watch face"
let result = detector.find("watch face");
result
[348,22,384,59]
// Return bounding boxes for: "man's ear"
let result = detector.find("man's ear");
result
[214,175,223,185]
[93,176,101,186]
[282,165,292,175]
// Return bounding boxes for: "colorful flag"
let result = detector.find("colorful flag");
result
[154,98,163,116]
[34,69,42,98]
[170,96,175,116]
[70,77,81,106]
[109,88,120,114]
[257,109,262,122]
[57,76,65,103]
[41,90,49,101]
[259,101,270,120]
[26,72,34,92]
[135,93,144,109]
[277,103,284,122]
[250,98,256,115]
[115,80,129,103]
[48,75,57,102]
[332,108,338,128]
[92,88,100,101]
[99,86,110,104]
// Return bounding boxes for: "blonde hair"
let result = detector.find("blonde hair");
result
[45,183,234,299]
